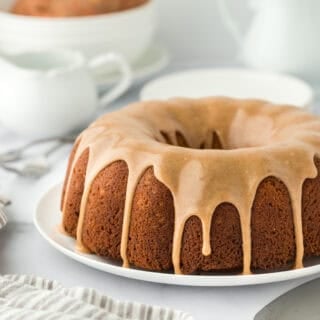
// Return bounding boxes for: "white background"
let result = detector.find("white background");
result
[155,0,250,65]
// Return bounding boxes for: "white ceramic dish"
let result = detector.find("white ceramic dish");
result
[94,43,170,91]
[140,69,314,108]
[0,49,132,138]
[0,0,155,62]
[35,184,320,287]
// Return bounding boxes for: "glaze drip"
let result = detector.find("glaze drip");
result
[62,97,320,274]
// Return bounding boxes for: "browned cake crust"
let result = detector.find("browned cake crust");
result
[82,161,128,260]
[127,167,174,271]
[303,157,320,258]
[11,0,148,17]
[61,140,80,211]
[180,204,243,274]
[62,148,89,237]
[203,203,243,272]
[251,177,296,272]
[61,148,320,275]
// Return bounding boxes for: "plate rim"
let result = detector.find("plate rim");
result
[34,183,320,287]
[139,68,313,108]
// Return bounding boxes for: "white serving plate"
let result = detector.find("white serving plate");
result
[35,184,320,287]
[140,69,313,109]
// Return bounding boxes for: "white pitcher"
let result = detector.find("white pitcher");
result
[0,49,132,138]
[217,0,320,80]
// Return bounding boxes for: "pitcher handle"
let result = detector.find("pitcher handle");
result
[216,0,244,46]
[88,53,133,108]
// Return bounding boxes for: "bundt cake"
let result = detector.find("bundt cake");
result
[61,97,320,275]
[11,0,148,17]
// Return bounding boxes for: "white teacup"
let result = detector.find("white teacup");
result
[0,49,132,138]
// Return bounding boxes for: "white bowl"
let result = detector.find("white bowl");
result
[140,68,314,109]
[0,0,156,62]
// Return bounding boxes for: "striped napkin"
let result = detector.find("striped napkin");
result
[0,275,192,320]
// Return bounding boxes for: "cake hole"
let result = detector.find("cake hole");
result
[159,130,223,150]
[160,131,174,145]
[176,131,190,148]
[212,132,223,149]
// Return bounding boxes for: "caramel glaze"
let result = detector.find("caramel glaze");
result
[61,97,320,274]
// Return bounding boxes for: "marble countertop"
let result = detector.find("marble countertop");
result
[1,223,317,320]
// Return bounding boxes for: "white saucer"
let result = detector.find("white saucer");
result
[34,184,320,287]
[140,68,313,108]
[94,43,169,91]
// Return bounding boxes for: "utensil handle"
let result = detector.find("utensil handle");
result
[88,53,133,108]
[0,207,8,229]
[0,197,9,229]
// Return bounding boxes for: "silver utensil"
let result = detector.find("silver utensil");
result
[255,278,320,320]
[0,195,10,229]
[0,134,76,163]
[1,142,64,179]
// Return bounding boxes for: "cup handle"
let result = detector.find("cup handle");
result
[216,0,245,46]
[88,53,133,108]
